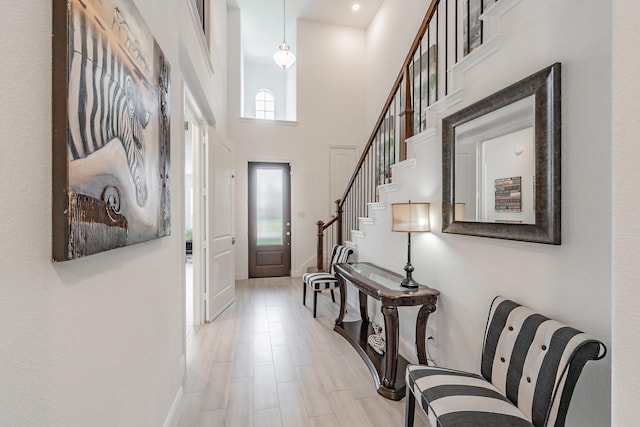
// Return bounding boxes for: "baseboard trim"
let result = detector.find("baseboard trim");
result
[163,385,184,427]
[210,296,236,322]
[399,336,419,365]
[179,354,186,384]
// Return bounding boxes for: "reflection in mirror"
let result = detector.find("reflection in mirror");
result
[454,96,535,224]
[442,63,561,244]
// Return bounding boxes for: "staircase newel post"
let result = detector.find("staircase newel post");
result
[336,199,343,245]
[399,66,414,162]
[316,220,324,271]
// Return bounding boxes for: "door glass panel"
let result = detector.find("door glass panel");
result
[256,168,283,246]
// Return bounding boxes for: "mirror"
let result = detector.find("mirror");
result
[442,63,561,244]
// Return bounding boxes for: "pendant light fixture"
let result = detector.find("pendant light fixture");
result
[273,0,296,69]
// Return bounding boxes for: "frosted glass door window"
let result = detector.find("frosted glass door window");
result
[256,168,283,246]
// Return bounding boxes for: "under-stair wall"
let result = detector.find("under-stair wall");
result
[346,0,612,425]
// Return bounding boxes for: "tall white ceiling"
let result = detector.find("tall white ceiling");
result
[228,0,383,64]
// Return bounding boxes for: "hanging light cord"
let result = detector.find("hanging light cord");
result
[282,0,286,42]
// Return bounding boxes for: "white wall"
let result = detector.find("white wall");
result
[366,0,431,130]
[228,20,367,279]
[243,61,289,120]
[480,128,535,224]
[357,0,611,425]
[612,0,640,425]
[0,0,226,424]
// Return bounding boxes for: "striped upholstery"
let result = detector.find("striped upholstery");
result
[405,296,607,427]
[302,245,353,317]
[303,272,340,291]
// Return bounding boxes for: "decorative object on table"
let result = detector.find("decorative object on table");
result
[52,0,171,261]
[367,322,386,355]
[273,0,296,69]
[391,201,431,288]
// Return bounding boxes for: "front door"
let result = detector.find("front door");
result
[248,162,291,278]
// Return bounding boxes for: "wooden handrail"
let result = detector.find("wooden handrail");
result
[335,199,343,244]
[322,216,339,230]
[315,0,447,258]
[316,199,343,271]
[316,220,325,271]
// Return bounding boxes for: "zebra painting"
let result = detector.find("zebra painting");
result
[52,0,171,261]
[68,1,150,207]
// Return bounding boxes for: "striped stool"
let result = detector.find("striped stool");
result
[405,297,606,427]
[302,245,353,318]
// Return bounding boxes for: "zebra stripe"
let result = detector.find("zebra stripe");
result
[328,245,353,275]
[405,297,606,427]
[482,297,604,427]
[68,2,150,207]
[302,245,354,291]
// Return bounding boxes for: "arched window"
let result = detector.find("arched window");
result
[255,89,275,120]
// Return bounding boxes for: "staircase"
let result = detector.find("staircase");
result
[317,0,519,259]
[311,2,612,425]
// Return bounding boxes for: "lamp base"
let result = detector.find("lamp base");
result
[400,276,419,289]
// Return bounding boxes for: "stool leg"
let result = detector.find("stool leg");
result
[303,282,307,306]
[405,389,416,427]
[330,289,336,303]
[313,291,318,318]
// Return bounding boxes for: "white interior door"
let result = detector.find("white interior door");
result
[207,129,235,321]
[329,146,357,204]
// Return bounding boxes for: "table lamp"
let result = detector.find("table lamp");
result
[391,201,430,288]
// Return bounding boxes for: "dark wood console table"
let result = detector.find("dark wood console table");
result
[333,262,439,400]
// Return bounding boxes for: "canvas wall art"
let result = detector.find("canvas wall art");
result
[463,0,482,55]
[52,0,171,261]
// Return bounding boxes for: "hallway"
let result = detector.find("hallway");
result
[178,277,430,427]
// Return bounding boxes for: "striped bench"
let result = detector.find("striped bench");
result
[405,297,606,427]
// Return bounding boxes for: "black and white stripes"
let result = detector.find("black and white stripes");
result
[68,2,150,207]
[302,245,354,317]
[405,297,606,427]
[304,245,353,290]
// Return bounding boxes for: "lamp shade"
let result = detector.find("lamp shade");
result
[391,202,430,232]
[273,42,296,69]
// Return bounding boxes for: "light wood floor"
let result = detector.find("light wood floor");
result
[178,276,430,427]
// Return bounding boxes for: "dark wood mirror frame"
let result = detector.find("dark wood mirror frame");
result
[442,63,561,244]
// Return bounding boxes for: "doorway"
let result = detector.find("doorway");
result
[248,162,292,278]
[184,90,209,331]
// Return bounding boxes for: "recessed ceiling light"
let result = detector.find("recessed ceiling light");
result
[352,3,361,12]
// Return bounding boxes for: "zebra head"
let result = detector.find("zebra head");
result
[123,75,151,207]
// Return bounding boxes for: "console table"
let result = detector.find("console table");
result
[333,262,439,400]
